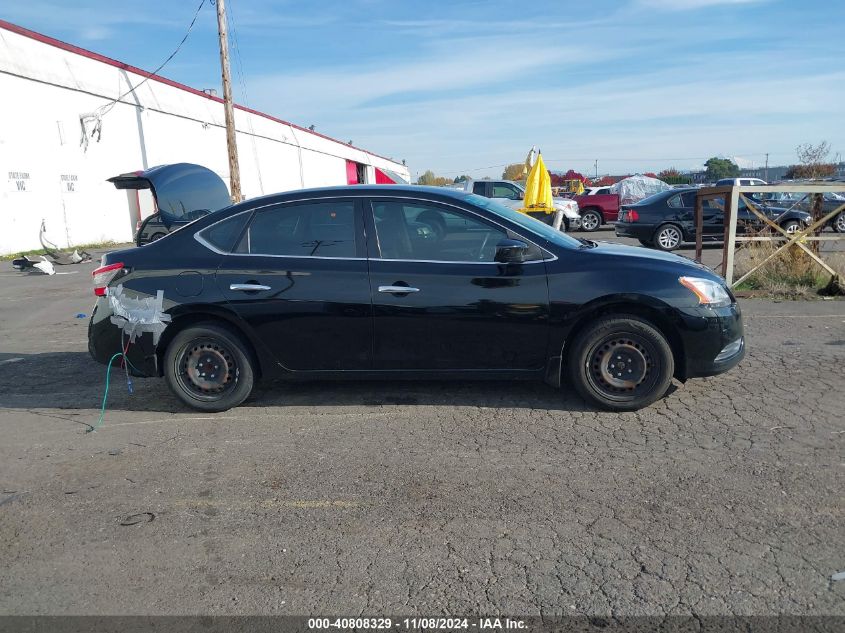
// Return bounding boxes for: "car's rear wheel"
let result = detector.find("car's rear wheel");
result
[566,315,674,411]
[580,210,602,232]
[164,323,255,412]
[653,223,683,251]
[834,212,845,234]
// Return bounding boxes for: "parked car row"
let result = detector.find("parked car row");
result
[614,188,813,251]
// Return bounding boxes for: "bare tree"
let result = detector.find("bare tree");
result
[794,141,832,254]
[795,141,832,179]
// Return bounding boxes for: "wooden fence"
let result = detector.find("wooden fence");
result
[694,184,845,286]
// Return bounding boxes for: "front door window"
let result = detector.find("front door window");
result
[372,201,509,262]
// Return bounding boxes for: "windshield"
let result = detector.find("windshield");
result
[465,194,582,248]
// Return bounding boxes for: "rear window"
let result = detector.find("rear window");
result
[197,212,250,252]
[472,182,486,195]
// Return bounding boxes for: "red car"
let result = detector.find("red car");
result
[572,188,620,231]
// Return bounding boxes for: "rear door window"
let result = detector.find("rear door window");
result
[235,200,358,257]
[472,182,487,195]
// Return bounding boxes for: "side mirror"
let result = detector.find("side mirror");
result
[494,239,529,263]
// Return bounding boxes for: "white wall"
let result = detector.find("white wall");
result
[0,24,410,254]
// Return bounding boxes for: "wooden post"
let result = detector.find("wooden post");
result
[723,186,740,285]
[215,0,242,203]
[694,192,704,263]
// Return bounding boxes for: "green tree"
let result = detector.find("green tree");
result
[416,170,452,186]
[704,157,740,181]
[417,170,436,185]
[502,163,526,181]
[453,175,470,183]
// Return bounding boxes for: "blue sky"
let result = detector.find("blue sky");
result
[4,0,844,179]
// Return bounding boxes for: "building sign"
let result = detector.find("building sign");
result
[60,174,78,193]
[8,171,30,192]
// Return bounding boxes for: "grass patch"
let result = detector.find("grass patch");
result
[734,239,845,299]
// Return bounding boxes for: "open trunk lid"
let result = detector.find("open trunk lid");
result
[108,163,231,228]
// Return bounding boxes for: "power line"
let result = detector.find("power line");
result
[80,0,207,148]
[455,152,799,175]
[99,0,207,117]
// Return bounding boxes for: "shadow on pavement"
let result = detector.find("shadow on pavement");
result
[0,351,597,414]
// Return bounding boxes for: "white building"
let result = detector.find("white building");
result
[0,20,410,255]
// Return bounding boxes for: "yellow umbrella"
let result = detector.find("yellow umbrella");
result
[521,153,554,214]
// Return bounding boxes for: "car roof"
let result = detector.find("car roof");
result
[234,184,474,208]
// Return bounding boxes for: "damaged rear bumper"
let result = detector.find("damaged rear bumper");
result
[88,298,160,377]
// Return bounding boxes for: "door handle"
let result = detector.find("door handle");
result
[230,283,271,291]
[378,285,420,294]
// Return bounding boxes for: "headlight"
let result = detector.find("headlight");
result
[679,276,732,307]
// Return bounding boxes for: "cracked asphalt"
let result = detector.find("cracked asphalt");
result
[0,244,843,616]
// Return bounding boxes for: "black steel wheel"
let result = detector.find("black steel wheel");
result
[566,315,674,411]
[580,210,602,232]
[164,323,255,412]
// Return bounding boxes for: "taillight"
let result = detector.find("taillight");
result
[626,210,639,222]
[92,262,124,296]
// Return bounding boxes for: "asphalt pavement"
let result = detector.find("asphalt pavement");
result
[0,236,843,616]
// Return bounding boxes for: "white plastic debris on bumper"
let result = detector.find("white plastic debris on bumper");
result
[108,284,171,344]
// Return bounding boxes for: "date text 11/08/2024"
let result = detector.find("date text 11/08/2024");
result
[307,617,527,630]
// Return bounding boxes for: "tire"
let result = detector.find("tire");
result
[580,209,602,232]
[834,212,845,234]
[638,239,653,247]
[779,219,800,234]
[149,232,167,242]
[566,315,674,411]
[163,322,255,412]
[653,223,683,251]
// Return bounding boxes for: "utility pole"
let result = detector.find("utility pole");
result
[764,153,769,182]
[215,0,242,202]
[594,159,598,180]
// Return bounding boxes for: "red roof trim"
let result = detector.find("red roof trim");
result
[0,19,398,164]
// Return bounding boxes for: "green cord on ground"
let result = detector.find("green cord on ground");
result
[87,352,124,433]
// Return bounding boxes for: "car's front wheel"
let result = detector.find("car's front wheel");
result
[653,223,683,251]
[779,219,801,234]
[164,322,255,412]
[580,209,602,232]
[566,315,674,411]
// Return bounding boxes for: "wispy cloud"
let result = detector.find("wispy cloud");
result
[5,0,842,178]
[636,0,767,10]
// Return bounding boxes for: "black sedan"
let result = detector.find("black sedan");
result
[615,188,812,251]
[89,184,745,412]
